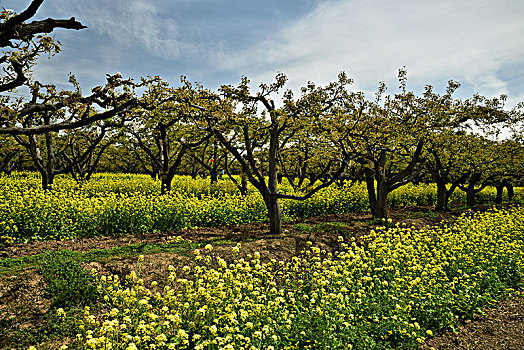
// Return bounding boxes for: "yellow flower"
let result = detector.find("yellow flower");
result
[56,308,65,318]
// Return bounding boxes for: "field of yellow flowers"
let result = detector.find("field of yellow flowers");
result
[57,206,523,349]
[1,172,520,246]
[0,172,523,349]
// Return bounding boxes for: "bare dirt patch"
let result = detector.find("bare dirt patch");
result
[421,297,524,350]
[0,207,450,260]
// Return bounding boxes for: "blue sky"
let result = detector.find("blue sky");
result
[4,0,524,107]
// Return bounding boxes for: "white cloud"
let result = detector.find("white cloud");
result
[219,0,524,98]
[49,0,200,59]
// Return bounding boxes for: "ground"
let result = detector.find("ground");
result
[0,205,523,349]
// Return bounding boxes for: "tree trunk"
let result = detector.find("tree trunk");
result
[210,170,218,184]
[365,169,389,219]
[502,179,514,201]
[365,171,377,215]
[0,151,17,174]
[373,179,389,219]
[466,172,482,207]
[41,171,50,191]
[160,175,172,195]
[240,178,248,196]
[435,178,449,211]
[495,184,504,204]
[266,125,282,235]
[507,183,514,201]
[263,193,282,235]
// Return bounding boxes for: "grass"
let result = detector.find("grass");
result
[0,240,199,275]
[294,221,354,235]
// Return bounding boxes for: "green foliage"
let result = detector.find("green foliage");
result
[39,250,99,309]
[294,221,353,236]
[0,239,198,275]
[1,308,81,350]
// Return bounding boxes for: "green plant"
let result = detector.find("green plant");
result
[39,250,99,309]
[293,222,313,233]
[3,309,81,350]
[76,206,524,350]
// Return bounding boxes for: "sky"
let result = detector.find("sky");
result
[3,0,524,108]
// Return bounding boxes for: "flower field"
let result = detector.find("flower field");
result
[0,172,523,349]
[69,206,524,349]
[1,172,521,245]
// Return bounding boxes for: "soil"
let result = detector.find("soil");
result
[0,205,522,349]
[421,297,524,350]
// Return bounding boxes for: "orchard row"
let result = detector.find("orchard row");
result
[2,3,523,236]
[0,172,521,245]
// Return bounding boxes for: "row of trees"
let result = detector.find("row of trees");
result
[1,1,523,234]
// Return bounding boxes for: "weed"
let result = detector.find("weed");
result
[39,250,99,309]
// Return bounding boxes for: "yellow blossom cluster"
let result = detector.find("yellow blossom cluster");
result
[3,172,519,243]
[75,206,524,349]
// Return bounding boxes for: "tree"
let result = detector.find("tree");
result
[9,76,140,189]
[187,137,226,184]
[421,81,519,210]
[0,0,85,93]
[0,1,155,138]
[1,1,169,188]
[0,134,21,173]
[425,130,470,211]
[187,73,352,234]
[59,122,120,183]
[455,136,502,207]
[488,139,523,203]
[128,78,211,194]
[336,69,430,219]
[97,141,145,174]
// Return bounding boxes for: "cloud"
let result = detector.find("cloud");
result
[218,0,524,98]
[48,0,200,59]
[6,0,523,103]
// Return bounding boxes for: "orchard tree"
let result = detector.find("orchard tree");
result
[186,73,353,235]
[128,78,212,194]
[0,1,171,188]
[59,121,121,183]
[488,139,523,203]
[421,80,519,210]
[452,95,518,207]
[0,134,21,173]
[187,137,227,184]
[0,0,85,93]
[98,142,145,174]
[420,81,474,211]
[336,69,430,219]
[425,130,473,211]
[277,79,360,191]
[455,136,504,207]
[9,75,143,189]
[0,1,157,141]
